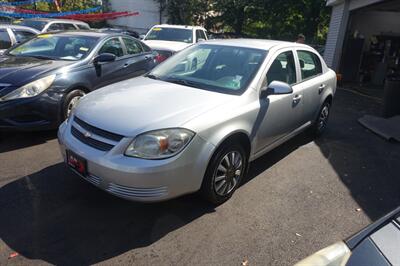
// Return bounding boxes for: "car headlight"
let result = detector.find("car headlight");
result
[295,242,351,266]
[0,74,56,101]
[125,128,195,159]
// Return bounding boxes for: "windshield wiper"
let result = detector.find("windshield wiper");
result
[146,74,159,80]
[29,55,54,60]
[164,77,201,89]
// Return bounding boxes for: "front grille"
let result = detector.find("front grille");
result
[74,116,124,142]
[106,183,168,199]
[71,126,114,151]
[71,116,125,152]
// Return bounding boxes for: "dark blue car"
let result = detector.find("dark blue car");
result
[0,31,157,131]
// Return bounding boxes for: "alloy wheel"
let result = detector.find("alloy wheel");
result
[317,104,330,132]
[213,151,243,196]
[66,94,84,117]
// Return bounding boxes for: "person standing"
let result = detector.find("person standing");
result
[296,34,306,44]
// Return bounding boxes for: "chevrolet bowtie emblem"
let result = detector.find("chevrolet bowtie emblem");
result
[84,131,92,138]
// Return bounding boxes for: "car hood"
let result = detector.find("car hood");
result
[0,56,73,86]
[75,76,235,137]
[143,40,191,52]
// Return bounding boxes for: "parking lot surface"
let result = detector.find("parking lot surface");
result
[1,89,399,265]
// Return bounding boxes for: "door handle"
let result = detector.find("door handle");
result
[123,63,129,68]
[293,94,302,103]
[318,84,326,94]
[144,55,151,60]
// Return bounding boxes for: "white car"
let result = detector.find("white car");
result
[143,24,208,62]
[13,18,90,33]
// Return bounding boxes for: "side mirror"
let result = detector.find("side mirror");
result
[93,53,116,64]
[261,80,293,98]
[139,34,146,40]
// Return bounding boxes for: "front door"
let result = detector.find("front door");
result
[255,50,304,152]
[93,37,128,89]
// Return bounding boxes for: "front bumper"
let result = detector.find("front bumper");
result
[0,91,63,131]
[58,120,215,202]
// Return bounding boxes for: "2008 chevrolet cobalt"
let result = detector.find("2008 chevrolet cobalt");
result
[58,39,336,204]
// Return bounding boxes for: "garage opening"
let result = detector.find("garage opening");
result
[340,0,400,98]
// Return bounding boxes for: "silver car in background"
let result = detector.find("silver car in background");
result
[0,24,39,54]
[58,39,336,204]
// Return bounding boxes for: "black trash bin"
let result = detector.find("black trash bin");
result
[383,75,400,118]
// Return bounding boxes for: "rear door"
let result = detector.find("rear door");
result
[121,37,153,77]
[295,50,326,122]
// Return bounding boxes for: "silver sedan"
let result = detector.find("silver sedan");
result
[58,39,336,204]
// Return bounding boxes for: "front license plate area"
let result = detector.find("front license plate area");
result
[66,150,87,176]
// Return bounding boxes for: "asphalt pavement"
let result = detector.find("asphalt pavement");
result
[0,89,399,265]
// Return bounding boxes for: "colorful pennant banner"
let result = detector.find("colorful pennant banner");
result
[0,6,101,18]
[0,0,57,6]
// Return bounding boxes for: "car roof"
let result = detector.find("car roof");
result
[202,38,313,51]
[19,18,88,24]
[0,24,40,32]
[37,30,123,38]
[151,24,206,30]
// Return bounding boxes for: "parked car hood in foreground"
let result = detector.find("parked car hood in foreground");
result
[75,76,236,137]
[143,40,191,52]
[0,56,74,86]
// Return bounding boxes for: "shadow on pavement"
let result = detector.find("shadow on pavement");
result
[0,163,215,265]
[0,130,56,153]
[314,89,400,221]
[0,131,314,265]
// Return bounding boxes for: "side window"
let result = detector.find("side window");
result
[98,38,124,57]
[12,30,36,43]
[140,42,151,52]
[297,50,322,80]
[123,38,143,55]
[195,30,205,42]
[0,29,11,49]
[63,23,77,30]
[48,23,63,31]
[266,51,297,85]
[77,24,90,30]
[200,30,207,40]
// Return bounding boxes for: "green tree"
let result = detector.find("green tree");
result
[156,0,331,44]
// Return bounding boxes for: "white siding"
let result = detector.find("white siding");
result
[324,2,348,70]
[107,0,164,34]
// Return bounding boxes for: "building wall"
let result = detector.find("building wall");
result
[324,1,350,70]
[107,0,164,34]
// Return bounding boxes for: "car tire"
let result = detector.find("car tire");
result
[62,89,86,120]
[309,100,331,138]
[200,142,248,205]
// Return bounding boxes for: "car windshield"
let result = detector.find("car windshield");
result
[13,20,47,31]
[148,44,267,95]
[145,27,193,43]
[8,34,99,61]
